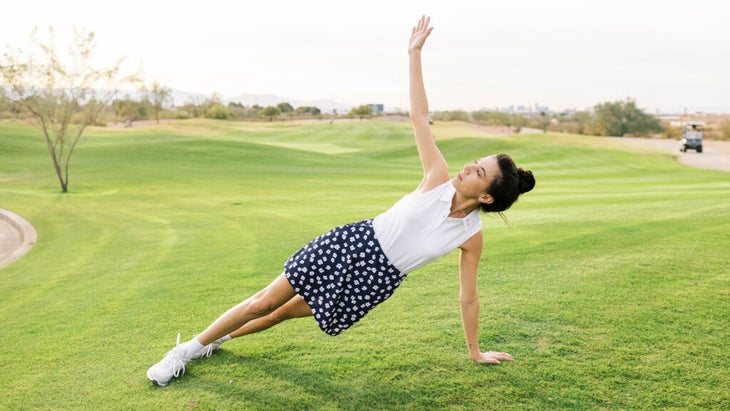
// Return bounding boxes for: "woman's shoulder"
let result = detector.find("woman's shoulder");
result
[412,178,453,196]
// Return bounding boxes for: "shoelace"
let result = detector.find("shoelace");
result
[191,335,221,359]
[201,343,215,358]
[201,338,224,358]
[162,333,187,378]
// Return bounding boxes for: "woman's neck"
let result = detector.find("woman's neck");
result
[450,193,478,218]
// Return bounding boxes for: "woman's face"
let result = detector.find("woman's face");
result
[453,155,500,203]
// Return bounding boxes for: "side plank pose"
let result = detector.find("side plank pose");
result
[147,16,535,387]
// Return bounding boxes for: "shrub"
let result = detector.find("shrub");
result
[663,125,683,139]
[434,110,469,122]
[719,121,730,141]
[205,103,230,120]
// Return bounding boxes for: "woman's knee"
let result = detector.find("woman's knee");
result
[246,297,277,317]
[262,296,311,324]
[245,273,297,317]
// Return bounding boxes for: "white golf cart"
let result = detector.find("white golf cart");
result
[679,123,703,153]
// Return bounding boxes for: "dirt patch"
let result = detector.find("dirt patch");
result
[614,137,730,172]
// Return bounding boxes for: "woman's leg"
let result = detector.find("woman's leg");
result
[148,273,304,386]
[195,272,297,345]
[228,295,313,338]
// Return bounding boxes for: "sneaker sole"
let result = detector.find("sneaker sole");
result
[147,370,170,387]
[148,378,168,387]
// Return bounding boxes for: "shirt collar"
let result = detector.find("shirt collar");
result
[439,182,456,203]
[442,182,478,230]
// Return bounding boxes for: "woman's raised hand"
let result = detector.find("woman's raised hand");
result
[408,15,433,53]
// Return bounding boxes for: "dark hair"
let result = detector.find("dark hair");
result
[480,153,535,213]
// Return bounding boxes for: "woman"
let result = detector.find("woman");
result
[147,16,534,387]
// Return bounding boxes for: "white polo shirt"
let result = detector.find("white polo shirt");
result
[372,180,482,274]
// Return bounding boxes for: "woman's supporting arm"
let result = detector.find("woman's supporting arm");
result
[459,232,514,364]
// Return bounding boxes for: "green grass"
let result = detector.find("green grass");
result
[1,119,728,410]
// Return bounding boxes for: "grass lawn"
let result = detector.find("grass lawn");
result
[0,119,728,410]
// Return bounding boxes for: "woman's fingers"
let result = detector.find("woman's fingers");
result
[476,351,514,364]
[415,15,430,33]
[487,351,514,361]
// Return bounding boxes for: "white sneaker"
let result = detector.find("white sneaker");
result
[147,334,189,387]
[190,337,224,360]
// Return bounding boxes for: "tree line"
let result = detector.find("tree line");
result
[438,99,665,138]
[104,94,326,123]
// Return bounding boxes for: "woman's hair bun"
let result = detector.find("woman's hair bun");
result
[518,168,535,194]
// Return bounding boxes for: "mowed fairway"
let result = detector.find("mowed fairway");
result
[1,119,728,409]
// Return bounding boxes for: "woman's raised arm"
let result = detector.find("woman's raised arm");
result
[408,16,449,192]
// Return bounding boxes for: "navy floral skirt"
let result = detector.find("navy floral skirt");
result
[284,219,405,336]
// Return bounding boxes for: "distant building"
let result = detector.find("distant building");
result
[485,103,551,115]
[534,103,549,114]
[515,105,530,114]
[367,104,384,114]
[559,108,578,116]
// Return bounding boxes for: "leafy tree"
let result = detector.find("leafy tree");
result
[261,105,281,121]
[144,81,172,124]
[594,98,662,137]
[180,96,205,118]
[295,105,321,116]
[349,104,374,120]
[112,95,149,123]
[277,102,294,113]
[205,103,230,119]
[0,27,138,192]
[226,102,262,119]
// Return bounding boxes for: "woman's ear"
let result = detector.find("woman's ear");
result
[479,193,494,205]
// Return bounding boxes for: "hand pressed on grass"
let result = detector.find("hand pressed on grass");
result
[473,351,514,365]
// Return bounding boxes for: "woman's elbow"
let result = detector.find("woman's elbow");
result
[459,296,479,306]
[409,111,430,123]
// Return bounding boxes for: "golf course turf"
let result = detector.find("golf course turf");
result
[1,119,728,409]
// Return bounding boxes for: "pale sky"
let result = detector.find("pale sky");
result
[3,0,728,113]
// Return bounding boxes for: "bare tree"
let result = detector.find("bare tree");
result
[0,27,139,192]
[143,81,172,124]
